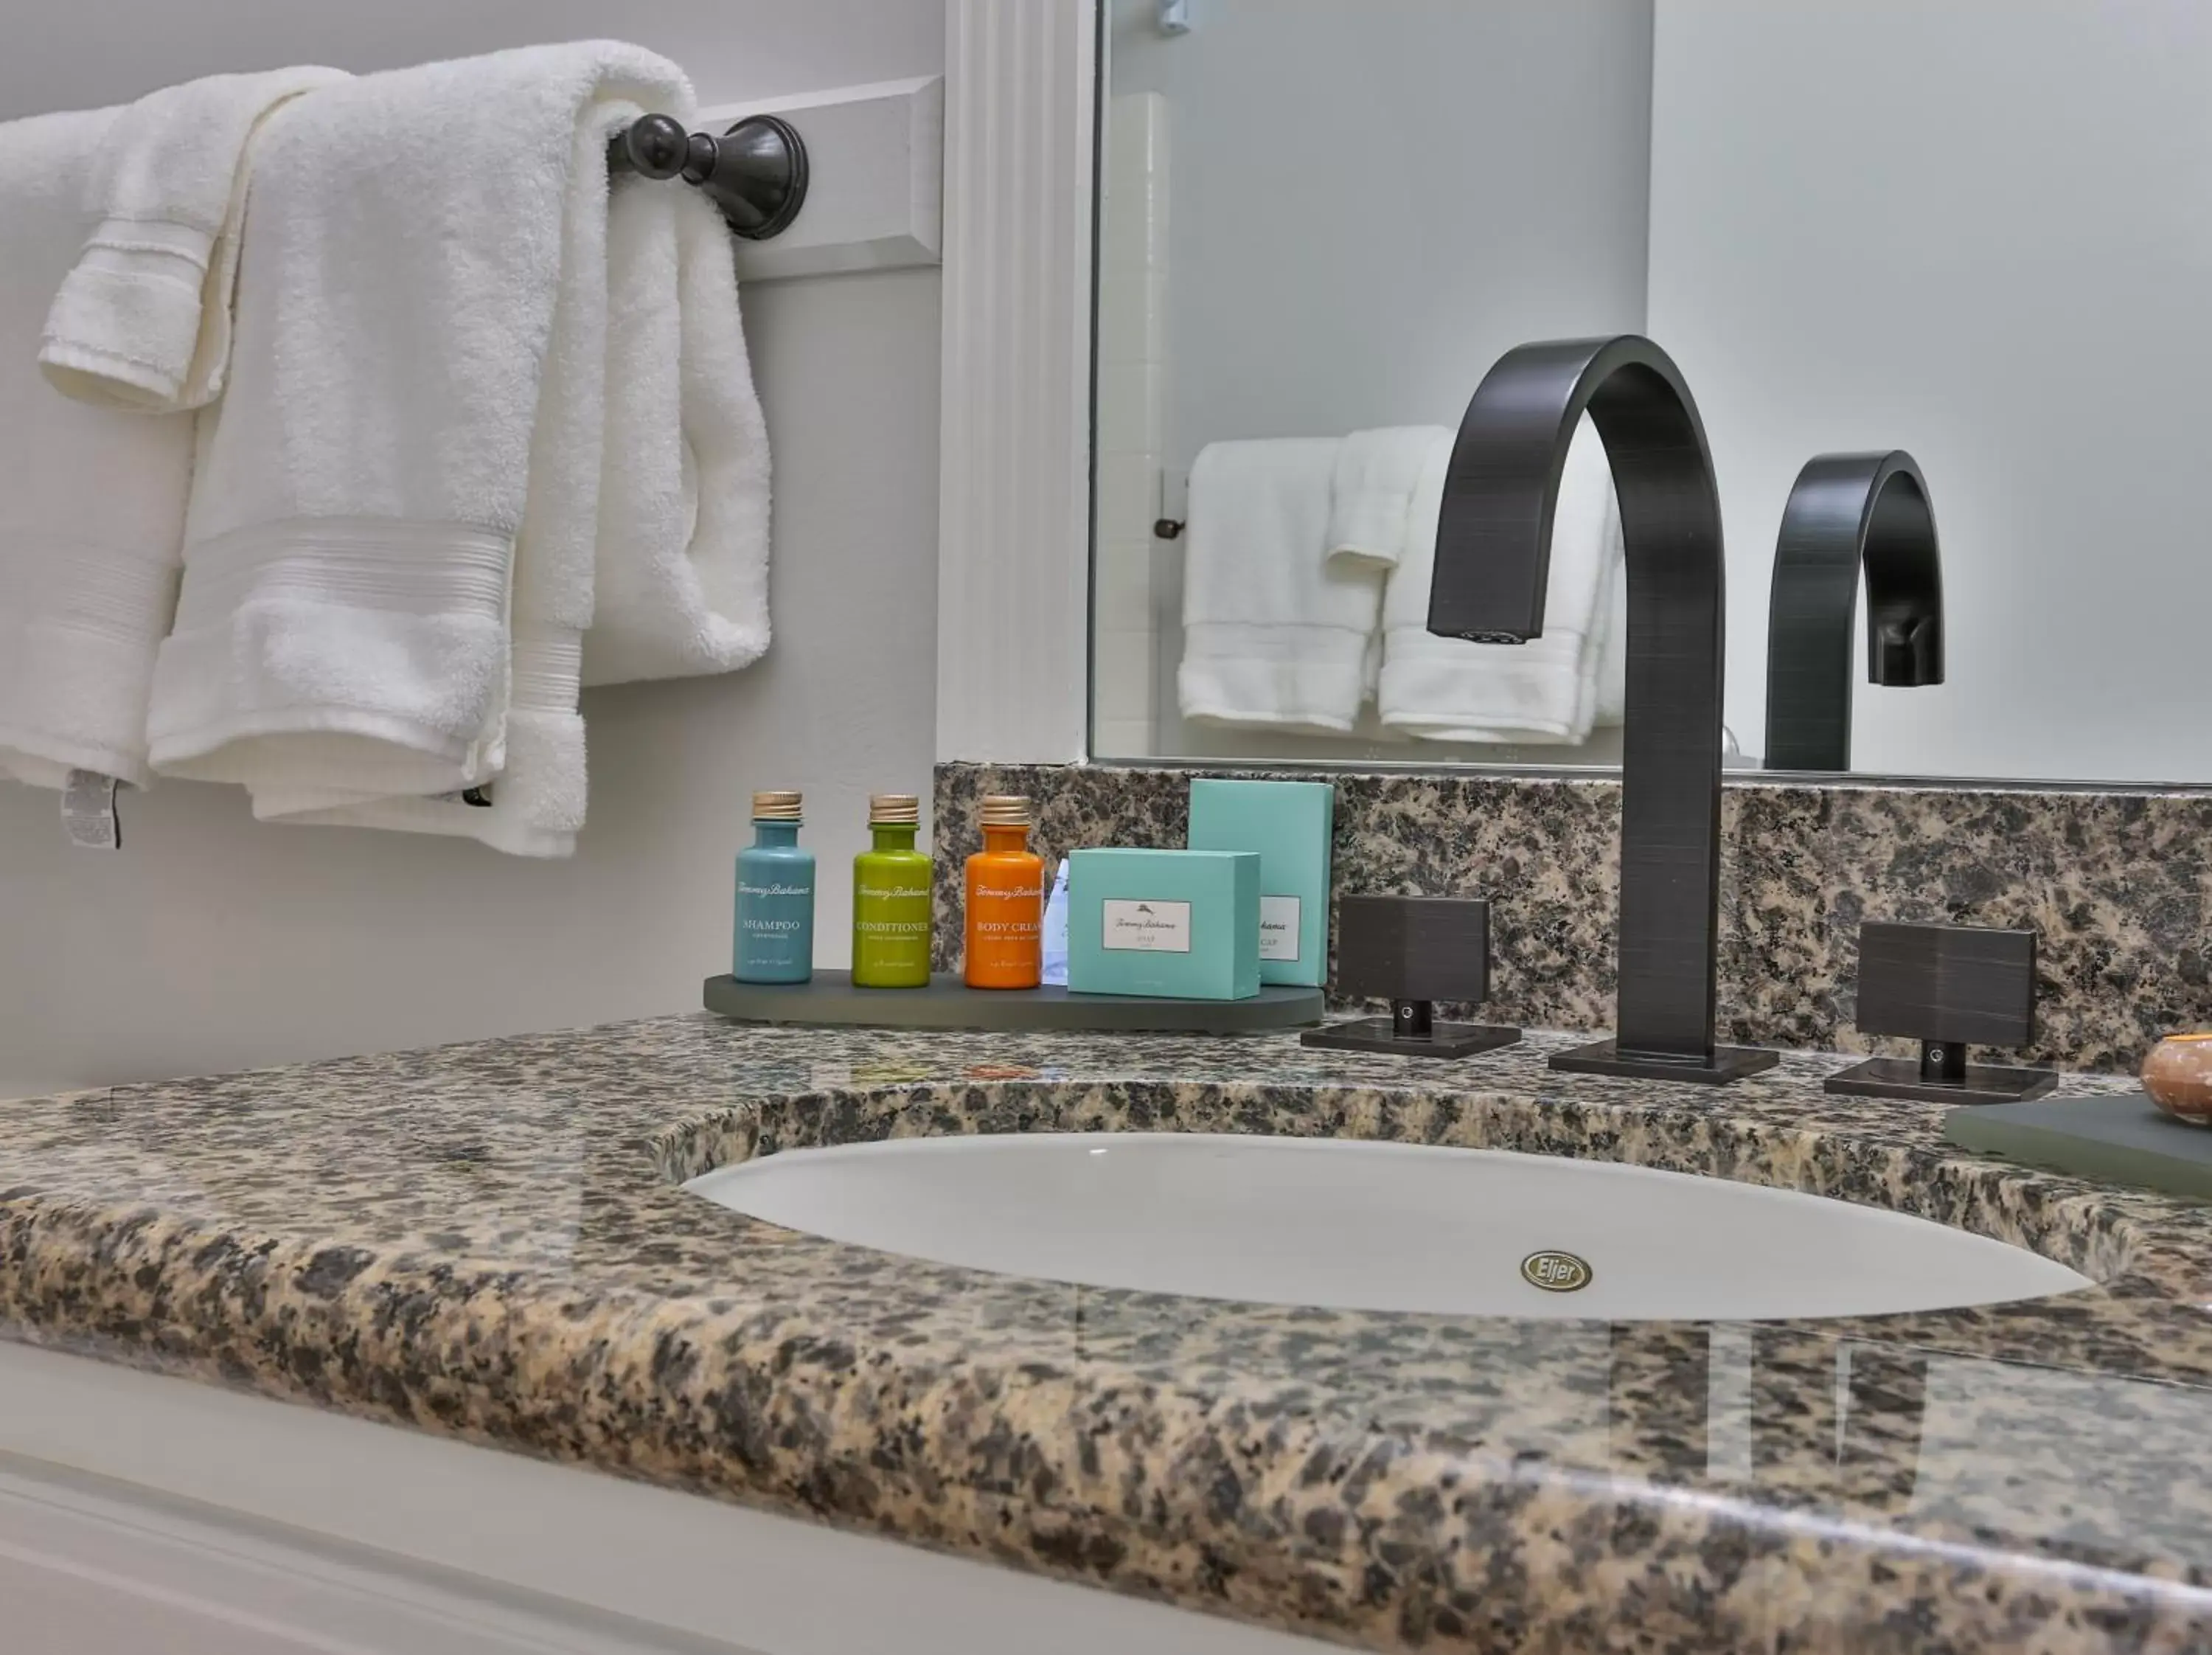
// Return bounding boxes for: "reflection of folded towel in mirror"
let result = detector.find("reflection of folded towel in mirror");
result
[1377,414,1627,745]
[1174,420,1626,744]
[1177,437,1383,735]
[1324,425,1451,572]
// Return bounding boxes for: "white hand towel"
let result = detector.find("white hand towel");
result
[1177,437,1380,735]
[246,102,771,849]
[1324,425,1454,574]
[238,75,635,857]
[0,105,194,790]
[40,66,347,413]
[580,178,771,687]
[1378,414,1625,745]
[147,42,699,856]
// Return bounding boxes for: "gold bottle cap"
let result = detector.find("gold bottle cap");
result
[979,794,1032,828]
[869,793,920,826]
[751,789,803,821]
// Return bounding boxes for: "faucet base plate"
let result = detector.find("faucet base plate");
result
[1550,1038,1780,1086]
[1823,1056,2057,1106]
[1302,1019,1522,1060]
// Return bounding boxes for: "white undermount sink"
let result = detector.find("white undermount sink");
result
[686,1131,2093,1320]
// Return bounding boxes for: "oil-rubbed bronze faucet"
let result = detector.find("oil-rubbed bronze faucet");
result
[1763,451,1945,773]
[1427,334,1775,1083]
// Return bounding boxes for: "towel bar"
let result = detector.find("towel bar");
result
[607,112,808,240]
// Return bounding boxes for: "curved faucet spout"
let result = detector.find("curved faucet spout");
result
[1429,335,1773,1081]
[1764,451,1945,773]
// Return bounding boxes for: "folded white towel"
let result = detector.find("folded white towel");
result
[148,42,715,856]
[40,66,347,413]
[1177,437,1381,735]
[0,105,195,790]
[1593,556,1627,727]
[1379,414,1625,745]
[1324,425,1453,574]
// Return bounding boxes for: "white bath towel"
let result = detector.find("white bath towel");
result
[1325,426,1452,573]
[148,41,738,857]
[40,66,347,413]
[0,105,195,790]
[1177,437,1382,735]
[1379,414,1627,745]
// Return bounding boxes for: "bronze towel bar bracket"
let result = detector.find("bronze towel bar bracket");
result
[606,111,808,240]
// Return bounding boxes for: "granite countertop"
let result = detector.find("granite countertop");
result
[3,1014,2210,1652]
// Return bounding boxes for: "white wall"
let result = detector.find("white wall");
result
[0,0,944,1095]
[1101,0,1655,766]
[1648,0,2212,783]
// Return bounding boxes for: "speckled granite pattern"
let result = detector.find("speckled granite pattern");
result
[5,1014,2212,1651]
[935,763,2212,1072]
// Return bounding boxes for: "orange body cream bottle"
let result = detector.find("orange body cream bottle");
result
[964,794,1044,989]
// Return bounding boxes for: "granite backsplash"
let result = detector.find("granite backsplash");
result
[931,763,2212,1073]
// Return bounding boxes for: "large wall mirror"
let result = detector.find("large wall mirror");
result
[1088,0,2212,786]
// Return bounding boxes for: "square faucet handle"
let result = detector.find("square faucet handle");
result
[1335,895,1492,1006]
[1854,921,2037,1052]
[1304,895,1518,1060]
[1830,920,2051,1103]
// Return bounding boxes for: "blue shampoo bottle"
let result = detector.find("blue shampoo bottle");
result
[734,789,815,983]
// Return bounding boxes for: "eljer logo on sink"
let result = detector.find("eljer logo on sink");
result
[1520,1250,1593,1293]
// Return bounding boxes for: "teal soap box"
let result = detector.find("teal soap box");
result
[1067,848,1261,1001]
[1186,778,1335,988]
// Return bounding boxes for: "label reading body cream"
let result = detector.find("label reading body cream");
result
[1258,895,1301,962]
[1102,899,1192,953]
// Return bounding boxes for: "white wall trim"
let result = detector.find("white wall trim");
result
[706,76,945,283]
[935,0,1099,764]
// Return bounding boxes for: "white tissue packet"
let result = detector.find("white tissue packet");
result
[1041,857,1072,985]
